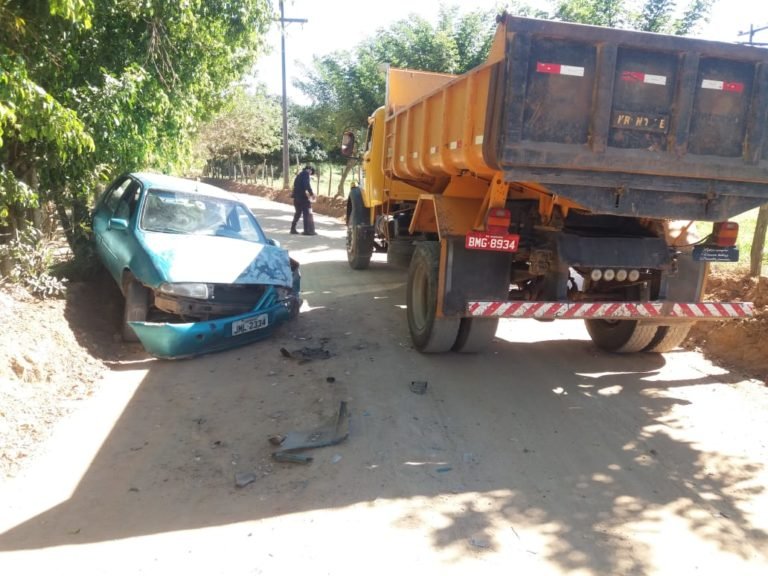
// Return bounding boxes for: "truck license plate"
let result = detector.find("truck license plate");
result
[232,314,269,336]
[465,231,520,252]
[611,110,669,133]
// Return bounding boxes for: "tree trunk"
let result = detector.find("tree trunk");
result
[336,159,356,198]
[750,204,768,277]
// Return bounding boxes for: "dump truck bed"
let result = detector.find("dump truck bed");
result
[385,15,768,220]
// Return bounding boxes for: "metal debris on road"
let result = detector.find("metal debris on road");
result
[272,452,314,464]
[270,401,350,464]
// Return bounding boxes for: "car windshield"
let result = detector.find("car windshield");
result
[140,188,265,242]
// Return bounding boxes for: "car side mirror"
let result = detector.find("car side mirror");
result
[341,131,355,157]
[267,238,281,248]
[108,217,129,231]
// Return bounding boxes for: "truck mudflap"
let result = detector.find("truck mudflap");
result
[466,301,753,320]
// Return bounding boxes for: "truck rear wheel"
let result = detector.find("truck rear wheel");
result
[346,195,373,270]
[386,238,415,268]
[452,318,499,353]
[407,242,460,353]
[584,319,657,354]
[643,323,694,353]
[122,275,149,342]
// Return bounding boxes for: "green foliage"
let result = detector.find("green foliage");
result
[0,166,36,225]
[0,227,68,299]
[553,0,713,34]
[196,87,282,163]
[554,0,628,28]
[0,0,274,266]
[294,4,500,161]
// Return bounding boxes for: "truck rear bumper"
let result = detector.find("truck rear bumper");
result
[466,301,753,320]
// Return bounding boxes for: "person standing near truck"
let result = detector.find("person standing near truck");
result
[290,165,317,235]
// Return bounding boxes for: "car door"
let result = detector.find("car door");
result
[92,176,141,281]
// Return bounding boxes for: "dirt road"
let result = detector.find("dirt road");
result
[1,196,767,575]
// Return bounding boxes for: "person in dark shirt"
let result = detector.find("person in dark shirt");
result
[290,165,317,235]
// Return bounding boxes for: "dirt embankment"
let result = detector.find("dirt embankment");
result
[686,272,768,381]
[204,179,348,220]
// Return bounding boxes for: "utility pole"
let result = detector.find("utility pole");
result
[278,1,307,189]
[739,22,768,276]
[738,23,768,46]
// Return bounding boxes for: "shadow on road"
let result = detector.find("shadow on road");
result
[2,199,765,575]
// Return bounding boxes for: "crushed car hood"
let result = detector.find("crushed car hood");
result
[140,232,293,287]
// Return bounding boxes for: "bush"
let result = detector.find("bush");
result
[0,227,68,299]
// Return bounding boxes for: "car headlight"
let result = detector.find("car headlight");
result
[275,286,293,300]
[158,282,211,299]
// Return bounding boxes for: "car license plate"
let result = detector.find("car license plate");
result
[465,231,520,252]
[232,314,269,336]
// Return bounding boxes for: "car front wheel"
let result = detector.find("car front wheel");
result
[122,276,149,342]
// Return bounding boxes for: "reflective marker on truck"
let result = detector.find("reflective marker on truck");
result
[465,231,520,252]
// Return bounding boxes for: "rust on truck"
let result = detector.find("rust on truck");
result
[342,13,766,355]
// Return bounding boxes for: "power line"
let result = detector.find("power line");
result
[737,23,768,45]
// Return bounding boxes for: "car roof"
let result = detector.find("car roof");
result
[131,172,240,202]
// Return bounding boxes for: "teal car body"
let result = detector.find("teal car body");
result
[92,172,301,359]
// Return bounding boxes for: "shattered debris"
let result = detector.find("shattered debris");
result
[234,472,257,488]
[280,346,332,363]
[410,380,428,395]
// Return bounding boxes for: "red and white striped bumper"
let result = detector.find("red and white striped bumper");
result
[466,301,754,320]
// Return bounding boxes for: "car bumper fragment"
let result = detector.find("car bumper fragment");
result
[129,298,299,359]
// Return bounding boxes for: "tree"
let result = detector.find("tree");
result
[553,0,713,34]
[196,87,283,175]
[294,5,501,193]
[0,1,95,235]
[1,0,273,260]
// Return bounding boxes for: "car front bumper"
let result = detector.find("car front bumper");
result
[129,296,300,359]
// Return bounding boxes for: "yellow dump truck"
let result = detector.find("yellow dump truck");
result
[341,14,765,354]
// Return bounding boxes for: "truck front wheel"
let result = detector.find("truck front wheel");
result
[584,319,657,353]
[407,242,460,353]
[346,195,373,270]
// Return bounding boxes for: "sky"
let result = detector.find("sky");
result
[253,0,768,101]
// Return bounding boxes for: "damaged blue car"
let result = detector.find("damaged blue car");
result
[92,172,301,359]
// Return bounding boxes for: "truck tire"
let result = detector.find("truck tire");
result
[584,319,658,354]
[452,318,499,353]
[643,323,694,353]
[407,242,460,353]
[122,276,149,342]
[386,238,415,268]
[346,193,373,270]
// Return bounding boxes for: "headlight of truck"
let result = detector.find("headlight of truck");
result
[158,282,211,299]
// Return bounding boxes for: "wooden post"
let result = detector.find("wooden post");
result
[327,165,333,197]
[750,204,768,277]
